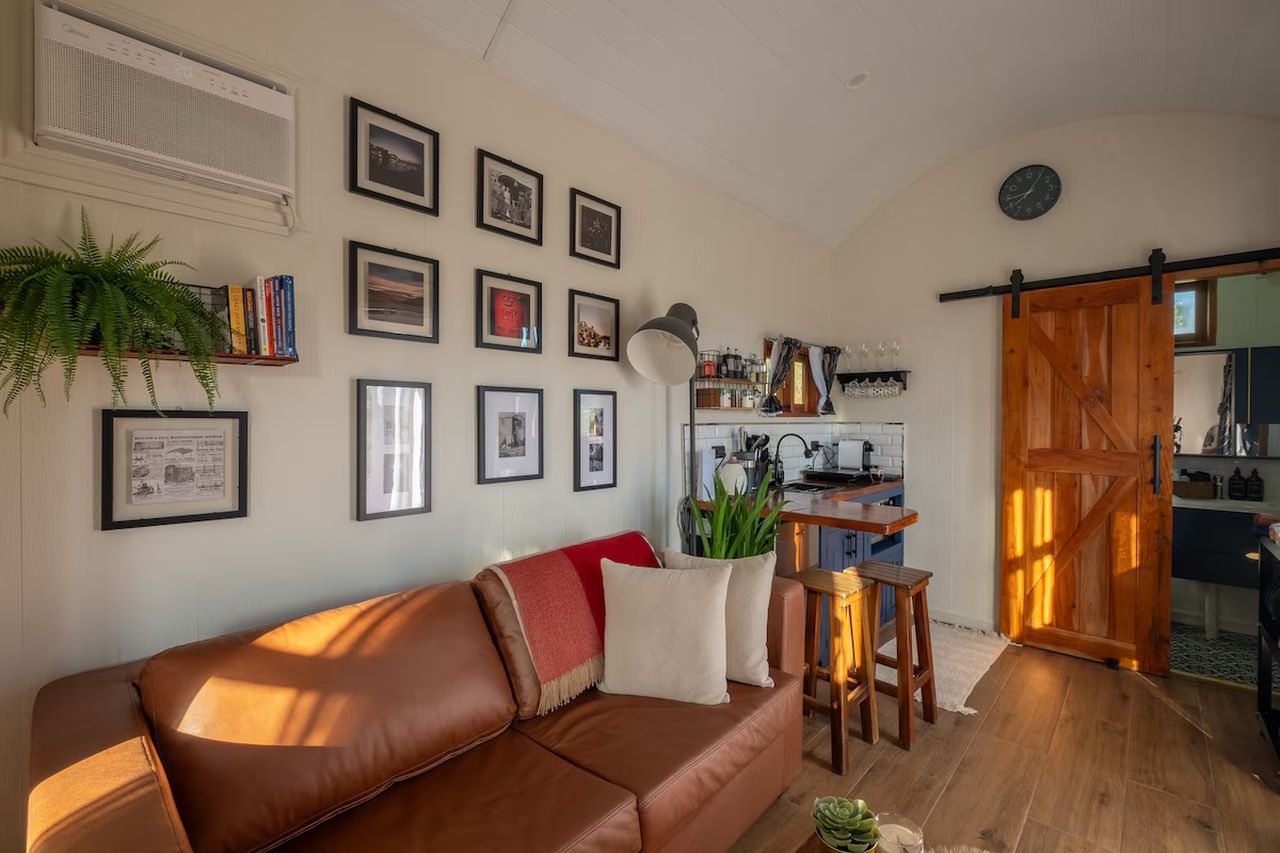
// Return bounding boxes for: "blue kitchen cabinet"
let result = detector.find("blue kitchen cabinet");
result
[815,481,906,666]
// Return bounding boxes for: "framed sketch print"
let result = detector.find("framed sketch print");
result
[476,269,542,353]
[569,188,621,268]
[574,389,617,491]
[356,379,431,520]
[101,409,247,530]
[477,386,544,484]
[476,149,543,244]
[568,289,620,361]
[348,98,440,215]
[348,241,439,343]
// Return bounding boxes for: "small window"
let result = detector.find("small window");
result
[1174,280,1216,347]
[764,340,819,416]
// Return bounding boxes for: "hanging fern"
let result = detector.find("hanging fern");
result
[0,208,225,414]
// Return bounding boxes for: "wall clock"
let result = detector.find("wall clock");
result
[998,164,1060,221]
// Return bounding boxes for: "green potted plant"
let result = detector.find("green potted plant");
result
[691,467,787,559]
[812,796,880,852]
[0,208,226,414]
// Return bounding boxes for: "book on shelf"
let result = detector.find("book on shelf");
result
[178,277,298,359]
[226,284,247,354]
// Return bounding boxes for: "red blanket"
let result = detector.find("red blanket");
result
[484,532,659,714]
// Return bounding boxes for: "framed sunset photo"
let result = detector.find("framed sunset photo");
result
[568,289,619,361]
[475,269,542,353]
[348,241,439,343]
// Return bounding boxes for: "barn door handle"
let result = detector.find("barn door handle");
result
[1151,434,1162,494]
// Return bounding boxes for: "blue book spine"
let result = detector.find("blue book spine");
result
[272,277,284,357]
[283,275,297,357]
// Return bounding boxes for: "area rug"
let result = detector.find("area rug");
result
[875,620,1009,715]
[1170,620,1279,688]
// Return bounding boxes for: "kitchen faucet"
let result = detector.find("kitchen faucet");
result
[772,433,815,487]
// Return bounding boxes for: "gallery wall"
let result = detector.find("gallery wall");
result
[828,112,1280,631]
[0,0,836,847]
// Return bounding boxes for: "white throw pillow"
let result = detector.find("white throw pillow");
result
[597,558,731,705]
[663,548,776,687]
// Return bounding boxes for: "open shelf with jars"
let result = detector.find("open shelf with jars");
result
[695,348,768,410]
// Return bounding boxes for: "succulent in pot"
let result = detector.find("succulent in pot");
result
[812,796,880,852]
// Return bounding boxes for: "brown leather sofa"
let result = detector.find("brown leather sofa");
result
[27,532,804,853]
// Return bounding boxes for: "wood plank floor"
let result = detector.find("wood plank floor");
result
[732,646,1280,852]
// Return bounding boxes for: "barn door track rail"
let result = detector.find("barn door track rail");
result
[938,245,1280,318]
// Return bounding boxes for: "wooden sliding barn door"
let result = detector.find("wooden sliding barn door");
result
[1000,276,1173,673]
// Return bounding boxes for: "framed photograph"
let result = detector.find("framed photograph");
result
[568,289,620,361]
[574,389,617,491]
[476,269,542,353]
[477,386,543,484]
[348,241,439,343]
[348,98,439,215]
[569,188,621,268]
[356,379,431,520]
[476,148,543,244]
[101,409,247,530]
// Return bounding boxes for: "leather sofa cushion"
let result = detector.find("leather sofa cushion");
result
[274,730,641,853]
[517,670,800,849]
[138,581,516,853]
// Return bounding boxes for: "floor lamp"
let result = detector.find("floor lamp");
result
[626,303,700,553]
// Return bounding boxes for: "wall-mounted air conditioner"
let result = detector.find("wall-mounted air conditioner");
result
[34,2,295,202]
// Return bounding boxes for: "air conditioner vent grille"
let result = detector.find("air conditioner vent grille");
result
[40,39,292,189]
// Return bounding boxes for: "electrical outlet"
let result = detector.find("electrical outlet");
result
[713,444,726,459]
[809,440,822,452]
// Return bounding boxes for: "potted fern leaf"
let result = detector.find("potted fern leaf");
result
[0,208,226,414]
[691,467,788,559]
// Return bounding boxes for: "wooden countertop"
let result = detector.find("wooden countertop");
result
[697,486,919,536]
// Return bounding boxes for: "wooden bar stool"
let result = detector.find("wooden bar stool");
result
[846,561,936,749]
[794,568,879,774]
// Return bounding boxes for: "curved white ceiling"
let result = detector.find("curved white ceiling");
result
[376,0,1280,247]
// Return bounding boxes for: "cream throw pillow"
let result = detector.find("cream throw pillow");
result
[663,548,776,687]
[597,558,731,705]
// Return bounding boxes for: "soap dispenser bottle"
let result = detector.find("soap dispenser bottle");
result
[1247,468,1265,501]
[1228,467,1247,501]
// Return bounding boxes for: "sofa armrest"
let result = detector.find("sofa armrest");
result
[28,663,191,853]
[767,576,805,678]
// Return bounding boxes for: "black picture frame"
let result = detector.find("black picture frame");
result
[475,269,543,353]
[567,289,621,362]
[573,389,617,491]
[569,188,621,268]
[101,409,248,530]
[476,148,544,245]
[347,241,440,344]
[356,379,432,521]
[477,386,544,484]
[348,98,440,215]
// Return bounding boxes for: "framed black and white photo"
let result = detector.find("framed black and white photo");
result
[574,389,616,491]
[101,409,247,530]
[569,188,621,268]
[477,386,543,484]
[476,149,543,244]
[568,289,620,361]
[476,269,542,353]
[348,241,439,343]
[356,379,431,520]
[348,98,439,215]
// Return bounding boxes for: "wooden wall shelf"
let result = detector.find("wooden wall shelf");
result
[79,345,298,367]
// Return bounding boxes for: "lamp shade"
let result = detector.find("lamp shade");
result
[626,303,699,385]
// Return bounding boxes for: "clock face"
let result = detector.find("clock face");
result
[999,164,1060,221]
